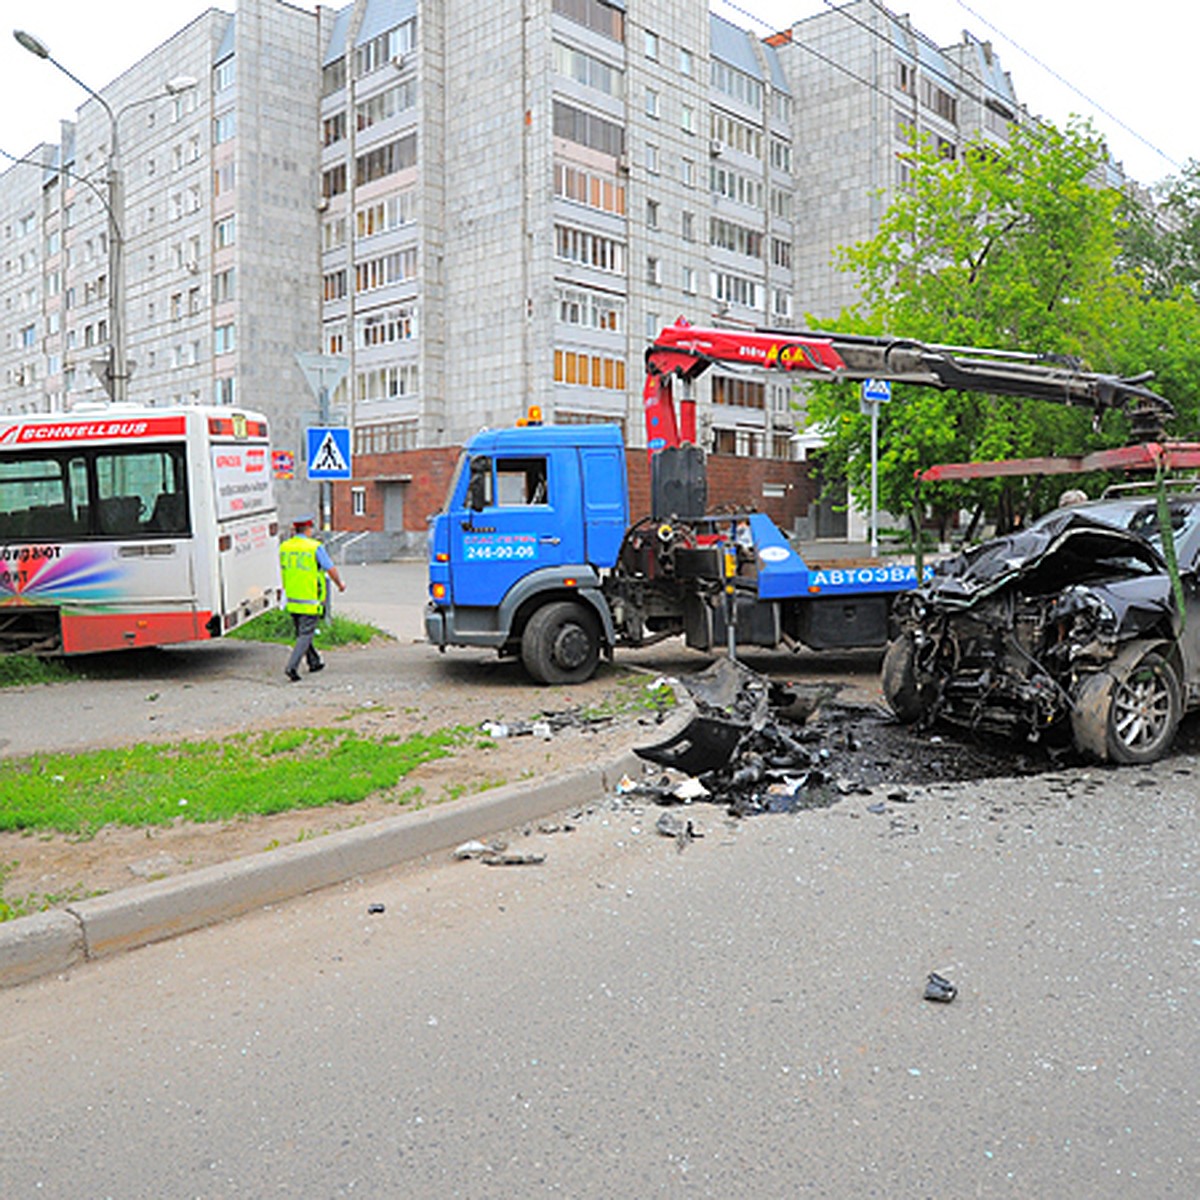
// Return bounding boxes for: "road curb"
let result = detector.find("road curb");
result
[1,748,644,990]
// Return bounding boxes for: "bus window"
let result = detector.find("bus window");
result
[0,456,75,539]
[94,447,188,537]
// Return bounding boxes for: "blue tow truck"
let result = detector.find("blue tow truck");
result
[427,322,1157,683]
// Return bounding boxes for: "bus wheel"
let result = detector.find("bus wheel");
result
[521,601,600,685]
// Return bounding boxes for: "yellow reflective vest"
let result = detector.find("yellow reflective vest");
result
[279,534,327,615]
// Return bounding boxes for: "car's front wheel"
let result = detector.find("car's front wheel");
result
[1104,649,1182,765]
[881,633,934,724]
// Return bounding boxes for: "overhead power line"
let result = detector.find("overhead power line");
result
[952,0,1181,171]
[714,0,1179,183]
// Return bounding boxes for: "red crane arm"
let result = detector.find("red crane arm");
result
[642,319,1175,453]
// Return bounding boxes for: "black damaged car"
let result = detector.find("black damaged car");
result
[882,489,1200,764]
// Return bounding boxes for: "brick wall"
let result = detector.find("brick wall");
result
[333,444,815,535]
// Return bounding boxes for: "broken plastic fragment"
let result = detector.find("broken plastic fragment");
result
[367,903,385,915]
[672,777,710,801]
[924,972,958,1003]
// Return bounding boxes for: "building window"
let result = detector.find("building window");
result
[214,163,236,196]
[352,487,366,517]
[554,224,625,274]
[681,103,695,135]
[646,199,659,229]
[551,0,624,43]
[711,60,763,109]
[356,79,417,131]
[712,271,761,310]
[324,270,347,301]
[214,376,235,405]
[323,112,346,147]
[322,57,346,98]
[214,323,236,355]
[355,247,417,293]
[552,100,624,158]
[556,285,624,332]
[682,266,697,295]
[553,349,627,391]
[644,30,659,61]
[214,216,236,249]
[552,41,622,97]
[711,217,763,259]
[679,47,694,77]
[356,305,418,347]
[214,58,235,92]
[355,134,417,186]
[322,164,347,199]
[645,88,659,119]
[554,163,626,216]
[323,216,347,252]
[646,143,659,174]
[771,237,792,269]
[896,60,915,95]
[647,256,661,286]
[213,111,236,144]
[682,210,695,241]
[355,19,416,79]
[921,78,958,123]
[712,375,765,409]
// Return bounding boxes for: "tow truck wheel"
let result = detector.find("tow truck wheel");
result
[521,601,601,685]
[1103,648,1181,765]
[881,633,932,724]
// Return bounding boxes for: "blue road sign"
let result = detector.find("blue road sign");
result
[306,426,352,480]
[862,378,892,403]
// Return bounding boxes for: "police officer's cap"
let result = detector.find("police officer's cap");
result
[293,513,316,528]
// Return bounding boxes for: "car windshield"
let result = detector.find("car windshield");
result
[1039,495,1200,564]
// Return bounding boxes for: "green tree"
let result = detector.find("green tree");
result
[804,120,1200,535]
[1120,160,1200,299]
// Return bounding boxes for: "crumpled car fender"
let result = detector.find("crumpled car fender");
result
[1070,638,1175,761]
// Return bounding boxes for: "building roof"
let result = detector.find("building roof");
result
[710,13,763,80]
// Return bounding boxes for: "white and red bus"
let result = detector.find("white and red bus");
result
[0,405,282,654]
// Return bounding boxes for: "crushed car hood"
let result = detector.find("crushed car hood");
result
[924,511,1166,606]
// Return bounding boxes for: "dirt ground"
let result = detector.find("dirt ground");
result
[6,625,1154,917]
[0,643,678,912]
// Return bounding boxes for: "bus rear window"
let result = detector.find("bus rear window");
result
[0,446,188,541]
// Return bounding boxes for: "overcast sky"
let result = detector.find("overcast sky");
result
[1,1,1192,187]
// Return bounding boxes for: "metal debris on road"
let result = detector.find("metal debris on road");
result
[481,849,547,867]
[924,972,958,1003]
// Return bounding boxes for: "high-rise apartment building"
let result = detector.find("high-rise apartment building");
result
[2,0,1052,544]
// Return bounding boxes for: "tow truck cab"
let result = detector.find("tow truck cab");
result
[426,424,627,657]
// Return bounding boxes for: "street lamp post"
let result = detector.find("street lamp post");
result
[14,29,194,404]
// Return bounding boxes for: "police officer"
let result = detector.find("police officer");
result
[279,514,345,682]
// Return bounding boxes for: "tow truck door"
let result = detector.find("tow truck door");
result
[448,450,576,606]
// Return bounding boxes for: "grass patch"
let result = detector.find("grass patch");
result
[576,673,676,723]
[0,725,472,839]
[0,656,74,689]
[226,608,385,648]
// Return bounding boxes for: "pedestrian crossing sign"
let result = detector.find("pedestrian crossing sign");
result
[306,426,352,480]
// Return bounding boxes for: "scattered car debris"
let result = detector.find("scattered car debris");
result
[481,849,546,867]
[367,903,386,915]
[924,972,958,1003]
[454,839,506,860]
[631,658,859,816]
[655,812,703,851]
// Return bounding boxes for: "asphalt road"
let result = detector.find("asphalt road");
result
[2,560,1196,1196]
[2,755,1196,1197]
